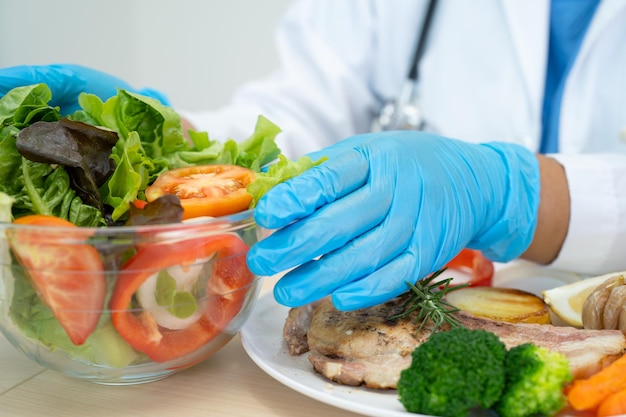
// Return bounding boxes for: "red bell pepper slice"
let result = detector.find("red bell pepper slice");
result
[109,233,254,362]
[444,248,494,287]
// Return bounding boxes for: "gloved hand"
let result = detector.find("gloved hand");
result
[0,64,169,115]
[247,131,541,310]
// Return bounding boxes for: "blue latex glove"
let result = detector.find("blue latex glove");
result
[247,131,540,310]
[0,64,169,115]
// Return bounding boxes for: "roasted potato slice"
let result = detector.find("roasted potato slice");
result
[445,286,551,324]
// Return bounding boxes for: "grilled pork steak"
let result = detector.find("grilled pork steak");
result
[284,296,626,389]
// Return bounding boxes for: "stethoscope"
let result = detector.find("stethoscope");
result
[372,0,438,132]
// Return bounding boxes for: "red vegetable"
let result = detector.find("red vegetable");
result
[8,214,106,345]
[444,249,494,287]
[110,233,254,362]
[144,164,256,220]
[132,199,148,209]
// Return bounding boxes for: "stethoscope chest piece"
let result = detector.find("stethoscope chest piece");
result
[373,81,425,131]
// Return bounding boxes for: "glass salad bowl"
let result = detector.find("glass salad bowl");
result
[0,209,264,385]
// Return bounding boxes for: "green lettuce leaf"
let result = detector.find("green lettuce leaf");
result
[0,84,105,226]
[0,83,59,127]
[247,154,327,208]
[74,91,282,221]
[12,159,104,226]
[101,131,155,221]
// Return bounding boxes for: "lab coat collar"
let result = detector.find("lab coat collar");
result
[501,0,549,123]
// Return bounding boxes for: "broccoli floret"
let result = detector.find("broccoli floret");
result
[397,327,507,417]
[494,343,572,417]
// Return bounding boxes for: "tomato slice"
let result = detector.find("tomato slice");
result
[8,215,106,345]
[444,248,494,287]
[144,165,256,220]
[110,233,254,362]
[132,199,148,209]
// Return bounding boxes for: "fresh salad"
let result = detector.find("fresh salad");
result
[0,83,321,367]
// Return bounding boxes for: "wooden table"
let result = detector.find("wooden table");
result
[0,262,584,417]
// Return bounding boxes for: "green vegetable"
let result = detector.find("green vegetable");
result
[398,327,507,417]
[494,343,572,417]
[0,192,15,308]
[74,89,281,221]
[247,154,327,208]
[0,83,59,127]
[398,326,573,417]
[0,84,104,226]
[0,192,14,223]
[155,270,198,319]
[390,269,469,335]
[1,84,284,224]
[17,118,119,214]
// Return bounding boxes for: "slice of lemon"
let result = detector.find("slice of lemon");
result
[542,271,626,327]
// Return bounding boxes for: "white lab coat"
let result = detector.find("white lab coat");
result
[183,0,626,276]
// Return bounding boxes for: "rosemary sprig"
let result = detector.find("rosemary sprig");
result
[389,268,469,334]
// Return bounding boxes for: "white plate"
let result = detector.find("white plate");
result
[240,293,427,417]
[240,262,584,417]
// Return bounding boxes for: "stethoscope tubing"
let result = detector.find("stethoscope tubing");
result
[373,0,438,132]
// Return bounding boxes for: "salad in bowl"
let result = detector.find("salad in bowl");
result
[0,84,317,384]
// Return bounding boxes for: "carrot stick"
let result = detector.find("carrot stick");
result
[597,386,626,417]
[566,353,626,410]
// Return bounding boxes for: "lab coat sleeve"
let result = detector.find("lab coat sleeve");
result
[549,153,626,275]
[180,0,380,159]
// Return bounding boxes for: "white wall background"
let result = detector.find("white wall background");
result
[0,0,292,111]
